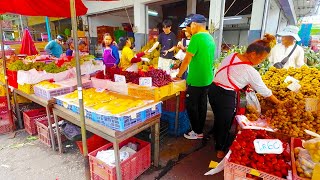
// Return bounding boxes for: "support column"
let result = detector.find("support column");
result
[248,0,266,43]
[134,2,148,50]
[209,0,225,59]
[187,0,196,15]
[265,0,281,35]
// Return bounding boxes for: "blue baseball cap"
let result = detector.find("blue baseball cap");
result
[179,14,207,28]
[57,35,64,40]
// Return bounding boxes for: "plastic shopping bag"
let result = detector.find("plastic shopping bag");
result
[174,49,186,61]
[245,91,261,114]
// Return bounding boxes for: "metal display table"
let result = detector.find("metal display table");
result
[52,105,160,180]
[13,89,56,150]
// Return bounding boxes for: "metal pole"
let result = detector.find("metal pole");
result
[0,16,13,126]
[45,17,52,41]
[217,0,226,57]
[19,15,24,41]
[261,0,270,38]
[70,0,89,179]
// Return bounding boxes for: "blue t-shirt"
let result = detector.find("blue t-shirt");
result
[45,40,63,58]
[158,32,177,59]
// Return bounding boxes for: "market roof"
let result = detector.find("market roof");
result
[294,0,320,18]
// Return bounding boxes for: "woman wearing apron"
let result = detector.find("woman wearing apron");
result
[102,33,120,68]
[209,34,282,158]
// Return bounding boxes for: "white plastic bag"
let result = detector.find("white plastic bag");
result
[126,63,138,72]
[174,49,186,61]
[246,91,261,114]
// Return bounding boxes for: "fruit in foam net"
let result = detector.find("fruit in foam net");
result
[244,66,320,139]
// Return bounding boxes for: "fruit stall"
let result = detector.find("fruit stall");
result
[0,50,187,179]
[215,65,320,180]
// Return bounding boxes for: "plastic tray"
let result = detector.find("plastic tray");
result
[88,137,151,180]
[36,118,65,147]
[18,83,35,94]
[171,80,187,94]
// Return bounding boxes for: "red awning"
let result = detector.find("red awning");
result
[0,0,88,17]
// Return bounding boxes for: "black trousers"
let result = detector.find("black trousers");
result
[186,85,209,134]
[208,83,237,151]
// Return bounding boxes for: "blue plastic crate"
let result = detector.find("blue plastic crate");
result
[91,110,147,131]
[70,104,80,114]
[55,99,72,110]
[146,103,162,119]
[160,110,190,136]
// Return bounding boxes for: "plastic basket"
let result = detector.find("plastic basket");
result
[34,85,73,100]
[88,137,151,180]
[35,118,65,147]
[291,138,310,180]
[0,96,9,115]
[76,135,109,155]
[162,91,186,112]
[90,110,147,132]
[18,83,35,94]
[7,70,18,88]
[171,80,186,94]
[224,160,286,180]
[159,84,171,99]
[160,110,190,136]
[23,108,47,135]
[145,102,162,119]
[0,114,13,134]
[128,84,160,101]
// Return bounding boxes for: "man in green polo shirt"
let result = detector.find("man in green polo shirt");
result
[175,14,215,140]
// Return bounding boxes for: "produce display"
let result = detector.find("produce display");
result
[303,138,320,163]
[245,66,320,139]
[103,68,172,87]
[140,39,160,67]
[229,129,291,178]
[61,88,147,114]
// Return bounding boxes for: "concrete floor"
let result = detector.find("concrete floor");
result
[0,111,224,180]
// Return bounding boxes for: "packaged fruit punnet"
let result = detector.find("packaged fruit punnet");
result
[303,138,320,163]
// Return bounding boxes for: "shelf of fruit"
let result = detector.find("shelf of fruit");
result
[245,66,320,139]
[226,129,292,179]
[54,88,161,131]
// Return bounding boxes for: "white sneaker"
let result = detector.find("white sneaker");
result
[184,130,203,140]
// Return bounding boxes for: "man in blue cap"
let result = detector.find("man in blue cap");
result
[45,35,64,58]
[174,14,216,140]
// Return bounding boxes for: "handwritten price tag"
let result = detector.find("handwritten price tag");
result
[139,77,152,87]
[253,139,283,154]
[114,74,126,84]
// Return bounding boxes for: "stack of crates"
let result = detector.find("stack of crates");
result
[0,96,13,134]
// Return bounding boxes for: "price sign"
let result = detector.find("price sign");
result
[139,77,152,87]
[253,139,283,154]
[114,74,126,84]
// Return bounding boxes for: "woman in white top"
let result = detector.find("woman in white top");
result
[209,34,281,159]
[269,25,305,68]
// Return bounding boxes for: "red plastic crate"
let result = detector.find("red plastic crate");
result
[0,96,8,115]
[291,138,310,180]
[7,70,18,89]
[88,137,151,180]
[76,135,109,155]
[224,160,286,180]
[35,118,65,147]
[0,114,12,134]
[23,108,47,135]
[162,91,186,112]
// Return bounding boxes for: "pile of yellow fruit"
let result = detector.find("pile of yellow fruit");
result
[63,88,146,115]
[36,81,61,89]
[247,66,320,139]
[140,39,160,67]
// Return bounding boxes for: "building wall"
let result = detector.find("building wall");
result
[223,30,249,46]
[265,0,281,35]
